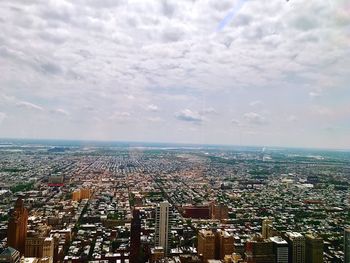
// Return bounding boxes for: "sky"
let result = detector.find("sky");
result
[0,0,349,149]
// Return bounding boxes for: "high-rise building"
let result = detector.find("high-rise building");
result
[197,230,216,262]
[25,236,45,258]
[270,236,288,263]
[80,188,91,199]
[0,246,21,263]
[305,234,323,263]
[72,190,80,201]
[218,230,234,260]
[155,201,170,255]
[262,219,273,239]
[43,237,54,263]
[130,209,141,263]
[344,229,350,263]
[72,188,91,201]
[285,232,305,263]
[210,202,229,220]
[7,198,28,255]
[245,240,275,263]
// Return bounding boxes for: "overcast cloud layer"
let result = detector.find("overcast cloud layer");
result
[0,0,349,149]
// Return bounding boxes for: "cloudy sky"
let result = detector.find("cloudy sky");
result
[0,0,349,149]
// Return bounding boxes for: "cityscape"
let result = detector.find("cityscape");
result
[1,0,350,262]
[0,140,349,262]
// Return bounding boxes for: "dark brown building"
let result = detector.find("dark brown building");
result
[130,209,141,263]
[7,198,28,255]
[197,230,216,262]
[210,202,228,220]
[182,206,210,219]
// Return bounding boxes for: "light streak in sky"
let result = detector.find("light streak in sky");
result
[217,0,247,32]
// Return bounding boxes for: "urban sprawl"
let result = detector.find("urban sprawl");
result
[0,141,350,263]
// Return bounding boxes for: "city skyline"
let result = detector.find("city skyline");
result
[0,0,349,149]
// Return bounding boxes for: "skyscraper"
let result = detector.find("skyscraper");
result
[42,237,54,263]
[345,229,350,263]
[155,201,170,255]
[245,239,275,263]
[270,236,288,263]
[7,198,28,255]
[130,209,141,262]
[218,230,234,260]
[210,202,229,220]
[305,234,323,263]
[197,229,215,262]
[285,232,305,263]
[262,219,273,240]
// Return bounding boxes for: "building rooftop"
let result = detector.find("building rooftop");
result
[199,229,214,237]
[286,232,304,239]
[270,236,288,245]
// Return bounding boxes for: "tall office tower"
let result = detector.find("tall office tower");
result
[80,188,91,199]
[245,240,275,263]
[305,234,323,263]
[0,246,21,263]
[197,230,216,262]
[130,209,141,263]
[218,230,234,260]
[262,219,273,239]
[7,198,28,254]
[155,201,170,255]
[25,236,45,258]
[210,202,229,220]
[285,232,305,263]
[344,229,350,263]
[43,237,54,263]
[270,236,289,263]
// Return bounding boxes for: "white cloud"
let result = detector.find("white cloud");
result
[109,112,131,121]
[54,108,70,116]
[175,109,203,123]
[147,117,162,122]
[0,112,6,124]
[200,107,217,115]
[231,119,241,126]
[311,106,333,116]
[287,115,298,122]
[15,101,44,111]
[309,91,322,98]
[147,104,159,112]
[249,100,263,107]
[243,112,268,125]
[0,0,348,148]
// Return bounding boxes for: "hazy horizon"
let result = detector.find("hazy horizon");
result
[1,0,349,149]
[1,136,350,152]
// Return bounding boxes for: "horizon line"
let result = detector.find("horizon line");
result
[0,136,349,152]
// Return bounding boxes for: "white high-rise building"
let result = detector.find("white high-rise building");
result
[345,228,350,263]
[155,201,170,255]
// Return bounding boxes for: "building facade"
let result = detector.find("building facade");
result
[155,201,170,255]
[345,229,350,263]
[305,234,323,263]
[262,219,273,240]
[7,198,28,255]
[197,230,215,262]
[218,230,234,260]
[286,232,305,263]
[130,209,141,262]
[270,236,288,263]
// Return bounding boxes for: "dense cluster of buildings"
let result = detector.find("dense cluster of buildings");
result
[0,143,349,262]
